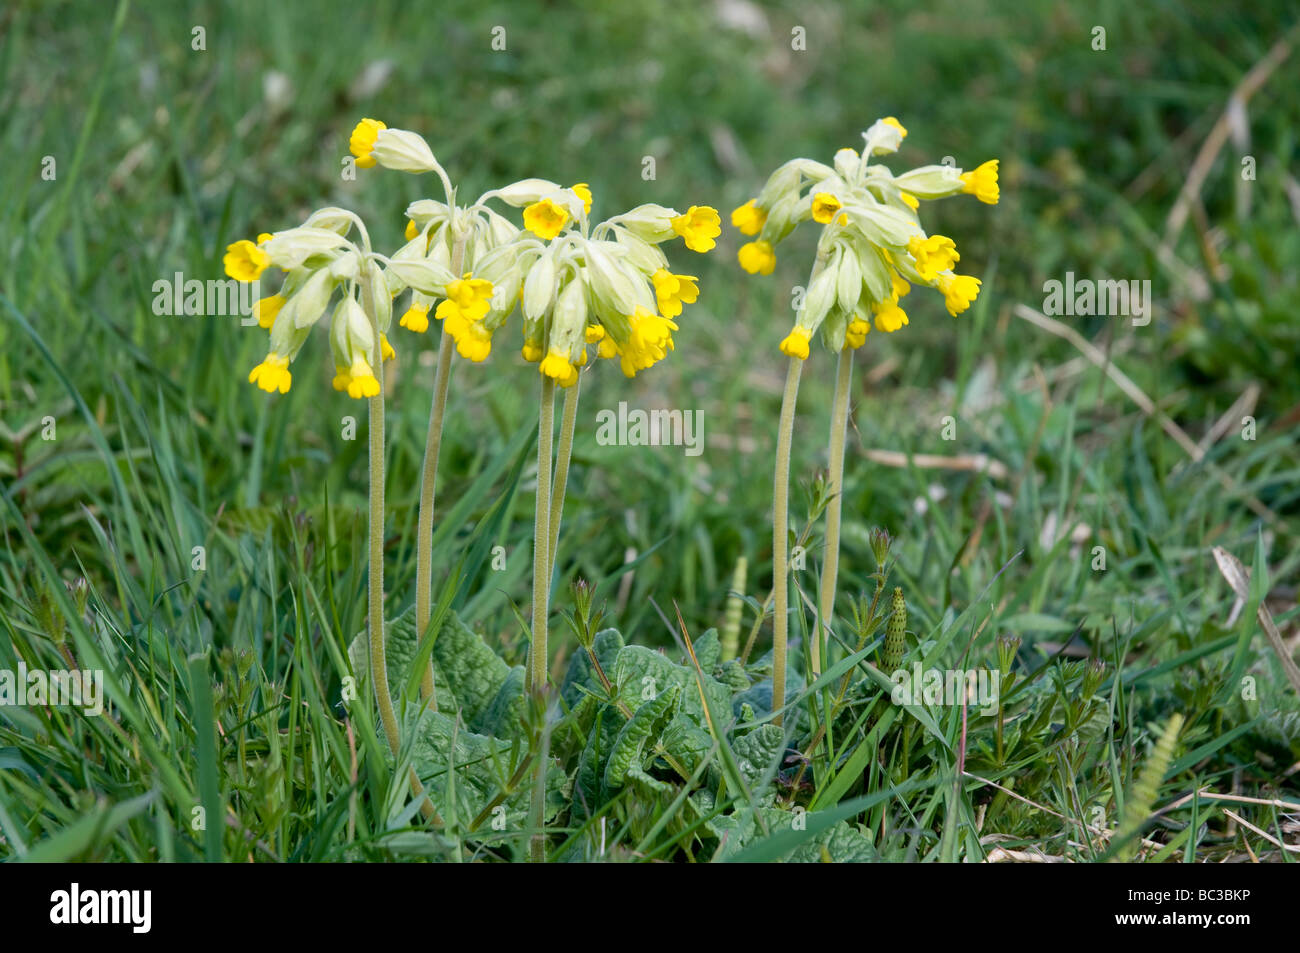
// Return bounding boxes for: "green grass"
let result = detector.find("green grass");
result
[1,0,1298,862]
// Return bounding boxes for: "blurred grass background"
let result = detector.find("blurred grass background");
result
[1,0,1298,859]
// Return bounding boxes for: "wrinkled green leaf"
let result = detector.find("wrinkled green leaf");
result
[347,607,457,712]
[731,723,785,788]
[611,644,730,727]
[604,682,680,790]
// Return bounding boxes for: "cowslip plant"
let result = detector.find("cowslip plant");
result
[508,190,719,861]
[223,123,536,814]
[733,116,998,721]
[350,119,551,706]
[509,191,720,699]
[224,203,452,815]
[344,120,720,859]
[349,117,720,706]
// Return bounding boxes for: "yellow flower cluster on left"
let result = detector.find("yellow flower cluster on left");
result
[230,120,719,404]
[730,116,998,356]
[226,203,463,399]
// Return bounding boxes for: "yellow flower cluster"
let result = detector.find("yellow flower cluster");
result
[350,124,717,385]
[224,210,405,398]
[230,120,718,402]
[508,192,718,384]
[729,116,998,355]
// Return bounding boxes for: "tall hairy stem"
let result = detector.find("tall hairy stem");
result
[548,373,581,569]
[529,378,556,695]
[528,377,556,862]
[415,235,467,705]
[772,356,803,728]
[366,272,437,823]
[815,348,853,678]
[366,297,399,754]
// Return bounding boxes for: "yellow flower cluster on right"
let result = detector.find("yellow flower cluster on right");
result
[730,117,998,356]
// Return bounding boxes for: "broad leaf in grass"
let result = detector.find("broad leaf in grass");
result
[604,682,680,791]
[660,712,715,776]
[731,723,785,788]
[430,612,514,731]
[716,659,752,692]
[474,664,528,739]
[347,606,457,712]
[690,628,722,673]
[575,704,621,816]
[708,805,874,862]
[610,644,730,727]
[407,707,565,833]
[784,818,875,863]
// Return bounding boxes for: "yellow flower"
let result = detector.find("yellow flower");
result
[539,349,574,382]
[381,334,396,361]
[652,269,700,319]
[523,198,569,240]
[960,159,999,205]
[399,302,431,333]
[731,199,766,237]
[349,118,386,169]
[598,337,620,360]
[670,205,722,252]
[346,357,381,399]
[405,219,418,241]
[882,116,908,139]
[451,319,492,362]
[779,327,811,360]
[890,271,911,302]
[451,275,494,313]
[738,240,776,275]
[436,275,493,323]
[585,324,606,343]
[249,353,292,394]
[224,239,270,282]
[844,317,870,350]
[441,306,491,361]
[252,293,285,329]
[619,307,678,376]
[906,234,959,281]
[937,274,981,315]
[811,192,843,225]
[522,342,544,363]
[899,191,919,211]
[332,367,352,392]
[571,183,593,215]
[871,300,909,333]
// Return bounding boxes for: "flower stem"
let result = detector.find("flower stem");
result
[364,270,439,824]
[527,376,556,863]
[415,235,466,705]
[529,377,556,695]
[366,288,399,756]
[772,356,803,728]
[527,701,551,864]
[548,373,581,570]
[815,348,853,678]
